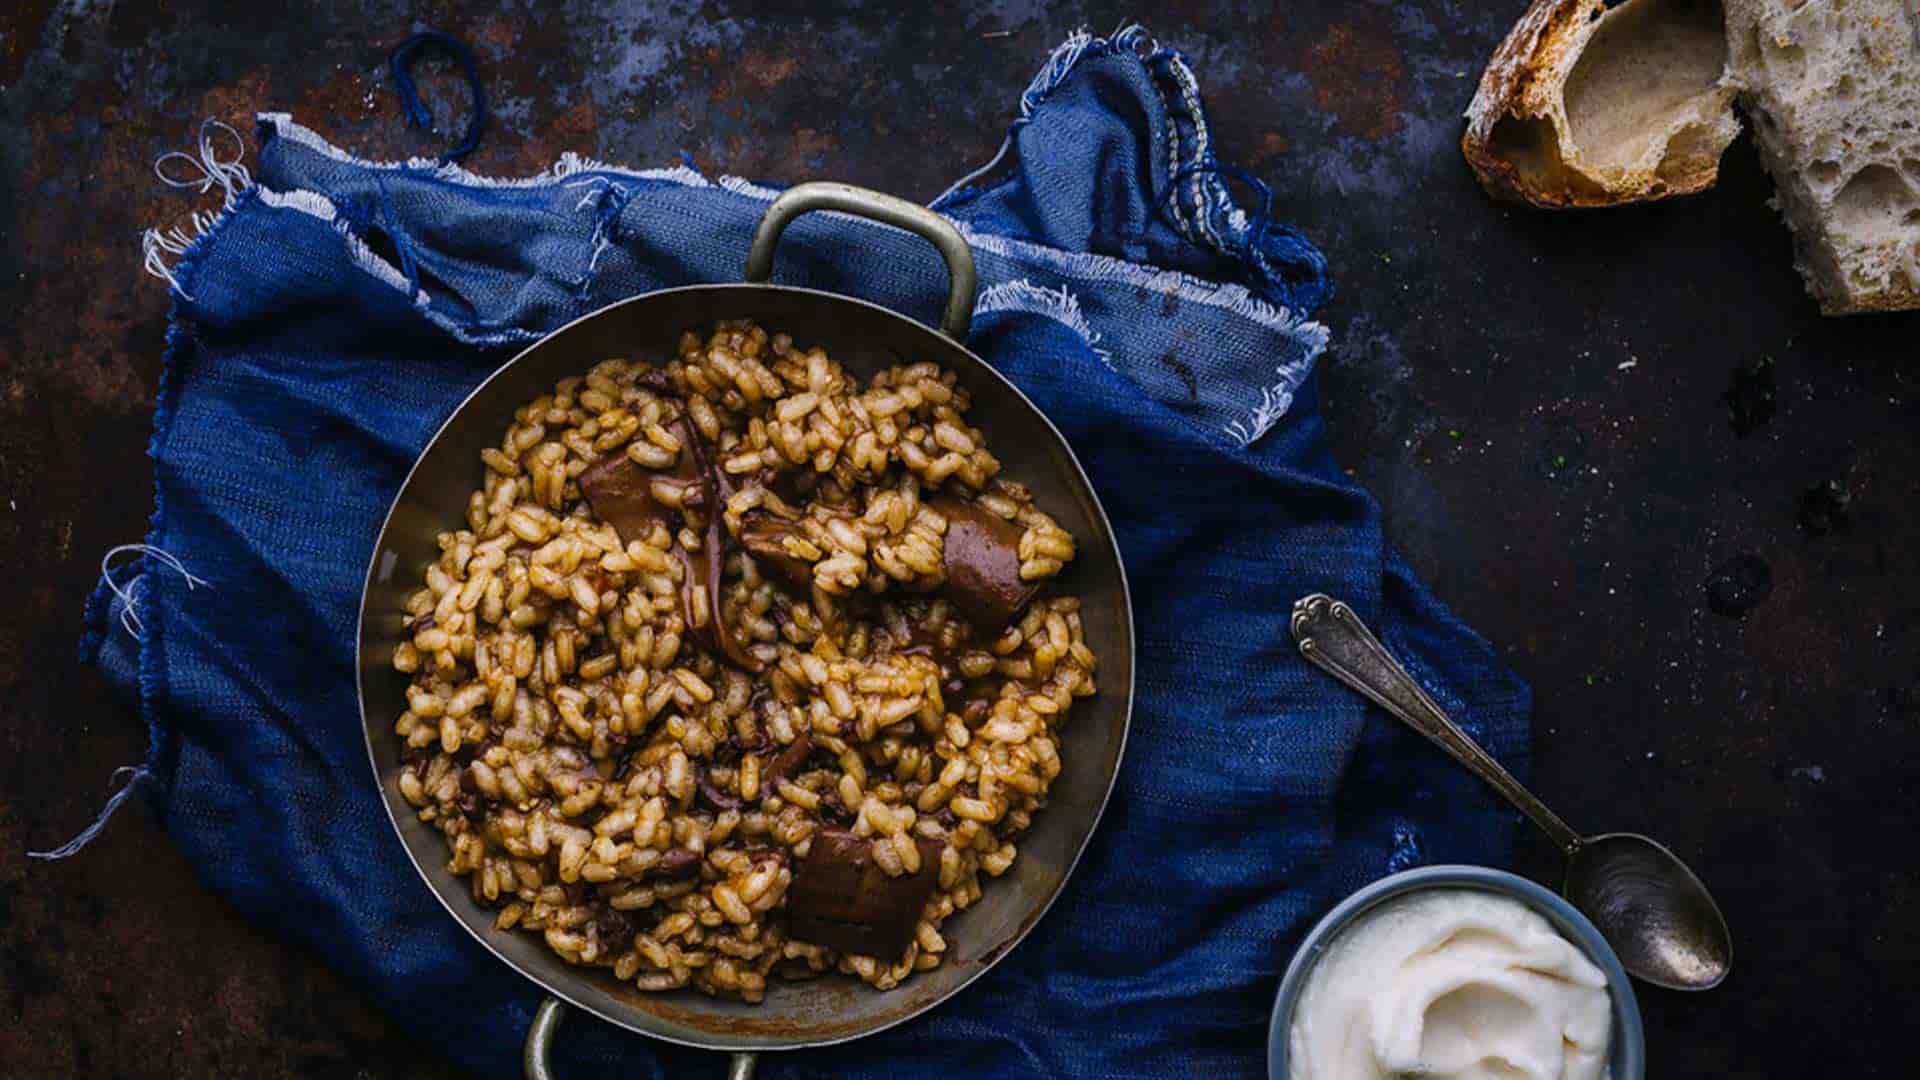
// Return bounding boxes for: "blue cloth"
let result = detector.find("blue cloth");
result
[85,26,1529,1078]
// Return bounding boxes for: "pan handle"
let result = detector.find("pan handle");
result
[523,996,759,1079]
[743,181,978,341]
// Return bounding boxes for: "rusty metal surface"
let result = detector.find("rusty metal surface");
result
[1,1,1915,1076]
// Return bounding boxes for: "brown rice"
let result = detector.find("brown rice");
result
[392,320,1096,1001]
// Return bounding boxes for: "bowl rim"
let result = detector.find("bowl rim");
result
[1266,864,1646,1079]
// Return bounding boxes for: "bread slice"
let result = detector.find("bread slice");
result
[1724,0,1920,314]
[1464,0,1741,208]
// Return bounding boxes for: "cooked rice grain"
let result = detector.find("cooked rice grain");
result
[394,321,1095,1002]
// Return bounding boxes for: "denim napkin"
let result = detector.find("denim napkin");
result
[82,25,1529,1078]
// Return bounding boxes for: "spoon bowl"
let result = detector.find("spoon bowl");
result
[1290,594,1734,991]
[1565,832,1732,990]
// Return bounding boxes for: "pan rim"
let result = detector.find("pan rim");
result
[355,281,1135,1053]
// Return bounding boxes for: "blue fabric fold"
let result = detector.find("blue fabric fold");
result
[934,27,1330,319]
[85,26,1528,1078]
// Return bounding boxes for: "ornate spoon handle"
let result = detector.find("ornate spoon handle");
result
[1290,593,1582,854]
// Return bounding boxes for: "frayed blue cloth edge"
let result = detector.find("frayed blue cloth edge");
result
[78,188,263,812]
[249,110,1330,447]
[931,23,1331,316]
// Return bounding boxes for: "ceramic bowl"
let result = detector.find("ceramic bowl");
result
[1267,865,1645,1079]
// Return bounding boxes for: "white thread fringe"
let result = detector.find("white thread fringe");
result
[1019,28,1097,120]
[101,543,210,639]
[27,765,154,861]
[141,119,255,299]
[1224,384,1294,446]
[154,118,252,205]
[975,279,1115,369]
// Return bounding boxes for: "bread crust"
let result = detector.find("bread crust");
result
[1815,280,1920,318]
[1463,0,1600,208]
[1463,0,1738,209]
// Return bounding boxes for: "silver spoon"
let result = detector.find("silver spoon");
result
[1290,594,1732,991]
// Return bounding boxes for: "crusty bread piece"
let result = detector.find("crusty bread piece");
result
[1464,0,1741,208]
[1724,0,1920,314]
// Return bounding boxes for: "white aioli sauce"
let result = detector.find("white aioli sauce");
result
[1288,889,1613,1079]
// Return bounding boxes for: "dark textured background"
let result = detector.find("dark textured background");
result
[2,1,1914,1076]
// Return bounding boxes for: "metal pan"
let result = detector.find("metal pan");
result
[356,183,1135,1078]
